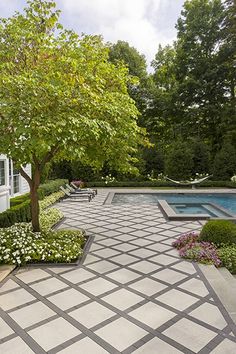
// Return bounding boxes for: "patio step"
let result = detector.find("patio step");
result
[199,264,236,324]
[218,267,236,299]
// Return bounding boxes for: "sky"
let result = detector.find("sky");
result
[0,0,185,67]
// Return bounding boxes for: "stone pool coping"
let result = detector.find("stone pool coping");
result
[104,189,236,222]
[158,200,236,221]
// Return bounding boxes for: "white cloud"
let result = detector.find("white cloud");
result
[57,0,185,66]
[0,0,185,67]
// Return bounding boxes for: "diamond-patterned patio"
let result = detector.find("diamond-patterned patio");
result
[0,189,236,353]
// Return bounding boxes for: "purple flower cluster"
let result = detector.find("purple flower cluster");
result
[72,180,84,188]
[172,232,199,249]
[173,232,221,267]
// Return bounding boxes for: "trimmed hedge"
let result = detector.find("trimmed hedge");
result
[199,220,236,246]
[10,194,30,207]
[0,179,67,228]
[38,179,68,199]
[0,200,31,228]
[86,180,236,188]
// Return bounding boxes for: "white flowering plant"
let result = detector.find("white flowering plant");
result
[0,223,86,265]
[40,208,64,231]
[190,173,209,181]
[147,171,165,181]
[39,191,65,211]
[231,175,236,183]
[101,174,116,184]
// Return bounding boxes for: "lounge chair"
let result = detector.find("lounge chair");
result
[60,186,92,202]
[70,182,97,195]
[65,184,95,198]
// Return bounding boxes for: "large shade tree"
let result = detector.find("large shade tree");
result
[0,0,147,231]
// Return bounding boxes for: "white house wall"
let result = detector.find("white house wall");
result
[0,155,10,212]
[19,164,31,195]
[0,156,31,212]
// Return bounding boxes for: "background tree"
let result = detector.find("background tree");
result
[212,141,236,180]
[191,139,210,175]
[165,141,194,179]
[0,0,147,231]
[147,44,180,141]
[175,0,230,143]
[109,40,152,123]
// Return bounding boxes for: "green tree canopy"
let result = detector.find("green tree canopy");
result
[108,40,153,120]
[0,0,147,231]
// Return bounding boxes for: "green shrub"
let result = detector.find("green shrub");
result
[191,140,210,175]
[0,179,66,228]
[38,179,68,199]
[86,180,236,188]
[212,141,236,180]
[199,220,236,246]
[40,208,64,231]
[165,141,194,180]
[0,200,31,228]
[0,223,85,265]
[10,193,30,207]
[218,246,236,274]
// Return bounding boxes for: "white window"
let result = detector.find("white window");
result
[0,160,6,186]
[9,160,20,194]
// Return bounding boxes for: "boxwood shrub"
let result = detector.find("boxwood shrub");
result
[10,194,30,207]
[0,179,67,228]
[38,179,68,199]
[199,220,236,246]
[86,180,236,188]
[0,200,31,228]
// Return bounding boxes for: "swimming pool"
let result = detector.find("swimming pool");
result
[111,193,236,215]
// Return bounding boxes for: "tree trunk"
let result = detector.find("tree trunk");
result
[30,167,41,232]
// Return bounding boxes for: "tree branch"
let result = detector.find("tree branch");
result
[19,166,32,188]
[39,145,60,171]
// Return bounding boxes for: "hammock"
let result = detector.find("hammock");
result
[165,175,211,186]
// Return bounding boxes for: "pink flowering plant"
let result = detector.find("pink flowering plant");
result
[72,180,85,188]
[172,232,221,267]
[172,232,199,250]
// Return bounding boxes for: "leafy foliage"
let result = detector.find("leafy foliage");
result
[191,140,210,175]
[212,141,236,180]
[200,220,236,246]
[148,0,236,162]
[165,141,194,179]
[218,246,236,274]
[0,0,147,231]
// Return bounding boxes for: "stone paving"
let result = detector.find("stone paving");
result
[0,189,236,353]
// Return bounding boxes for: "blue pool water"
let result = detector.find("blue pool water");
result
[112,193,236,215]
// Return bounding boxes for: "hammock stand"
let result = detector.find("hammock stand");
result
[165,175,211,189]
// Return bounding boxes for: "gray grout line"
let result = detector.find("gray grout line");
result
[6,299,39,314]
[10,276,121,354]
[194,262,236,335]
[0,332,18,345]
[44,264,236,344]
[0,308,47,354]
[1,194,236,353]
[39,269,213,352]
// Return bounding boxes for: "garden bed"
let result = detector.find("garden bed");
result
[172,220,236,274]
[0,223,88,267]
[26,233,93,267]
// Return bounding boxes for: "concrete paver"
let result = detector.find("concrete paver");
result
[0,189,236,353]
